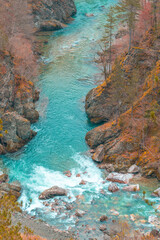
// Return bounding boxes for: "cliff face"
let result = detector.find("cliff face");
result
[85,30,160,180]
[32,0,77,31]
[0,0,76,154]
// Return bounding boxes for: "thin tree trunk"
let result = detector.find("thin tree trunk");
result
[129,28,132,51]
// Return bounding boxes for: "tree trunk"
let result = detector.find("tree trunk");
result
[129,28,132,51]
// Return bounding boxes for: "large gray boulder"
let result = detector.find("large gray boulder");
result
[39,186,67,200]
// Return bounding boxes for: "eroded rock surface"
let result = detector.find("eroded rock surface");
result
[106,172,133,184]
[39,186,67,200]
[32,0,77,31]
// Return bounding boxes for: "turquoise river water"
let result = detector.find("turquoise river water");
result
[1,0,160,236]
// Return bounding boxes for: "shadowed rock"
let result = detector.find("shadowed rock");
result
[92,144,104,163]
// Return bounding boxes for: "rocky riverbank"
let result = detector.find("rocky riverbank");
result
[85,28,160,180]
[0,0,77,155]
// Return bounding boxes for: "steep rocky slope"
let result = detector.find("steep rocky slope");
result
[32,0,77,31]
[0,0,77,154]
[85,30,160,180]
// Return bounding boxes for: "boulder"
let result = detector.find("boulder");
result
[123,184,140,192]
[10,181,21,192]
[64,170,72,177]
[99,163,115,172]
[108,183,119,193]
[0,173,8,183]
[0,144,6,154]
[85,13,94,17]
[99,224,107,231]
[75,209,86,217]
[39,186,67,200]
[79,180,87,185]
[66,204,73,210]
[2,112,34,142]
[128,165,140,174]
[0,182,21,200]
[150,229,160,237]
[106,172,133,184]
[151,188,160,197]
[92,144,104,163]
[148,216,160,226]
[100,215,108,222]
[23,103,39,123]
[39,20,67,31]
[76,173,81,177]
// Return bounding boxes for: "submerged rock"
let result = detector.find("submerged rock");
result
[151,188,160,197]
[75,209,86,217]
[106,172,133,184]
[85,13,94,17]
[108,183,119,193]
[100,215,108,222]
[123,184,140,192]
[99,224,107,231]
[92,144,104,163]
[39,186,67,200]
[79,180,87,185]
[128,165,140,174]
[64,170,72,177]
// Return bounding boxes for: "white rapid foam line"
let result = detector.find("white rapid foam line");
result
[19,153,105,213]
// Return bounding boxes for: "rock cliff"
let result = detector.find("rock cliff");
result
[32,0,77,31]
[85,29,160,180]
[0,0,77,154]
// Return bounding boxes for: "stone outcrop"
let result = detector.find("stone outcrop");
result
[85,30,160,178]
[39,186,67,200]
[32,0,77,31]
[0,0,77,155]
[92,144,104,163]
[1,112,36,153]
[0,172,21,200]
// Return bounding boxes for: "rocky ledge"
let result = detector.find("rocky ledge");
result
[32,0,77,31]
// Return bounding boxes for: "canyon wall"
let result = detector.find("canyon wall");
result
[0,0,76,154]
[85,30,160,180]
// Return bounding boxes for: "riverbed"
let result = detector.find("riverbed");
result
[1,0,160,238]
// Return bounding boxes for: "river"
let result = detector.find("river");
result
[1,0,160,236]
